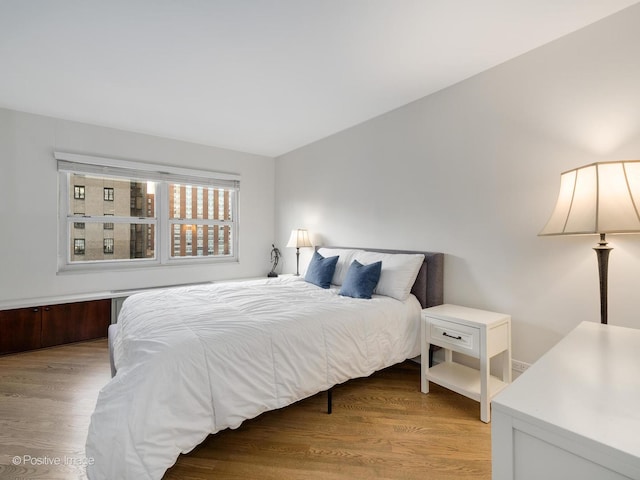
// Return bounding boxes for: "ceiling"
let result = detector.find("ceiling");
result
[0,0,638,157]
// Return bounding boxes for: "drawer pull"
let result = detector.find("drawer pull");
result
[443,332,463,340]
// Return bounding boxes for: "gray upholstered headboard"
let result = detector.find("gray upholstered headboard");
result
[320,247,444,309]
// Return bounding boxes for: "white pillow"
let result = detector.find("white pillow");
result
[353,251,425,301]
[316,248,364,286]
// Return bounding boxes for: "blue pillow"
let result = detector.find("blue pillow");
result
[305,251,339,289]
[339,260,382,299]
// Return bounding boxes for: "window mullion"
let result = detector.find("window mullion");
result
[169,218,233,226]
[66,215,157,225]
[59,171,70,269]
[158,182,170,264]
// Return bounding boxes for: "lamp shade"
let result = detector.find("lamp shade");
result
[286,229,313,248]
[540,161,640,236]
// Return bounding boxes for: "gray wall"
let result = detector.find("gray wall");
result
[275,5,640,363]
[0,108,275,306]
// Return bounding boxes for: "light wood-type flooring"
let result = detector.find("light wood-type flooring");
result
[0,339,491,480]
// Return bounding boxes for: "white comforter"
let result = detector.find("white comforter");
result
[86,276,421,480]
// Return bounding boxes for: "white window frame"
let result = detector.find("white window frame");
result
[56,152,240,272]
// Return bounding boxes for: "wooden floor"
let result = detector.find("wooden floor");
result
[0,340,491,480]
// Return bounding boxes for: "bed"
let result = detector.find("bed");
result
[86,247,444,480]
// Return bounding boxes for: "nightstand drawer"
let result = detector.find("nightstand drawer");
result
[429,318,479,356]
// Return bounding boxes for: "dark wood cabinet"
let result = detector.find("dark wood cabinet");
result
[0,299,111,355]
[0,307,42,354]
[41,300,111,348]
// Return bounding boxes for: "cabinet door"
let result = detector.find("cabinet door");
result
[41,300,111,348]
[0,307,42,354]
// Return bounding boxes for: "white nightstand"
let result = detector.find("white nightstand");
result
[421,304,512,423]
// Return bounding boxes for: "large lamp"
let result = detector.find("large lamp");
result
[286,229,313,276]
[540,160,640,324]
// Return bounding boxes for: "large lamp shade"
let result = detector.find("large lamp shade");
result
[540,161,640,236]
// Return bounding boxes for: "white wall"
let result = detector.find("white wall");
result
[0,108,275,306]
[274,5,640,364]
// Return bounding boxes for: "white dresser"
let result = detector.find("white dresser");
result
[492,321,640,480]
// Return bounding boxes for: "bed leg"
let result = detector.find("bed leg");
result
[327,388,332,414]
[108,324,118,378]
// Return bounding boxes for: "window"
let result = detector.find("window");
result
[103,238,114,254]
[74,238,85,255]
[57,152,239,271]
[104,187,114,201]
[74,212,85,229]
[104,213,114,230]
[168,184,235,259]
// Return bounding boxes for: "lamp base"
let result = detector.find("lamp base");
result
[593,233,612,325]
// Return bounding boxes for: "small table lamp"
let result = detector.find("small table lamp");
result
[286,229,313,276]
[540,160,640,324]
